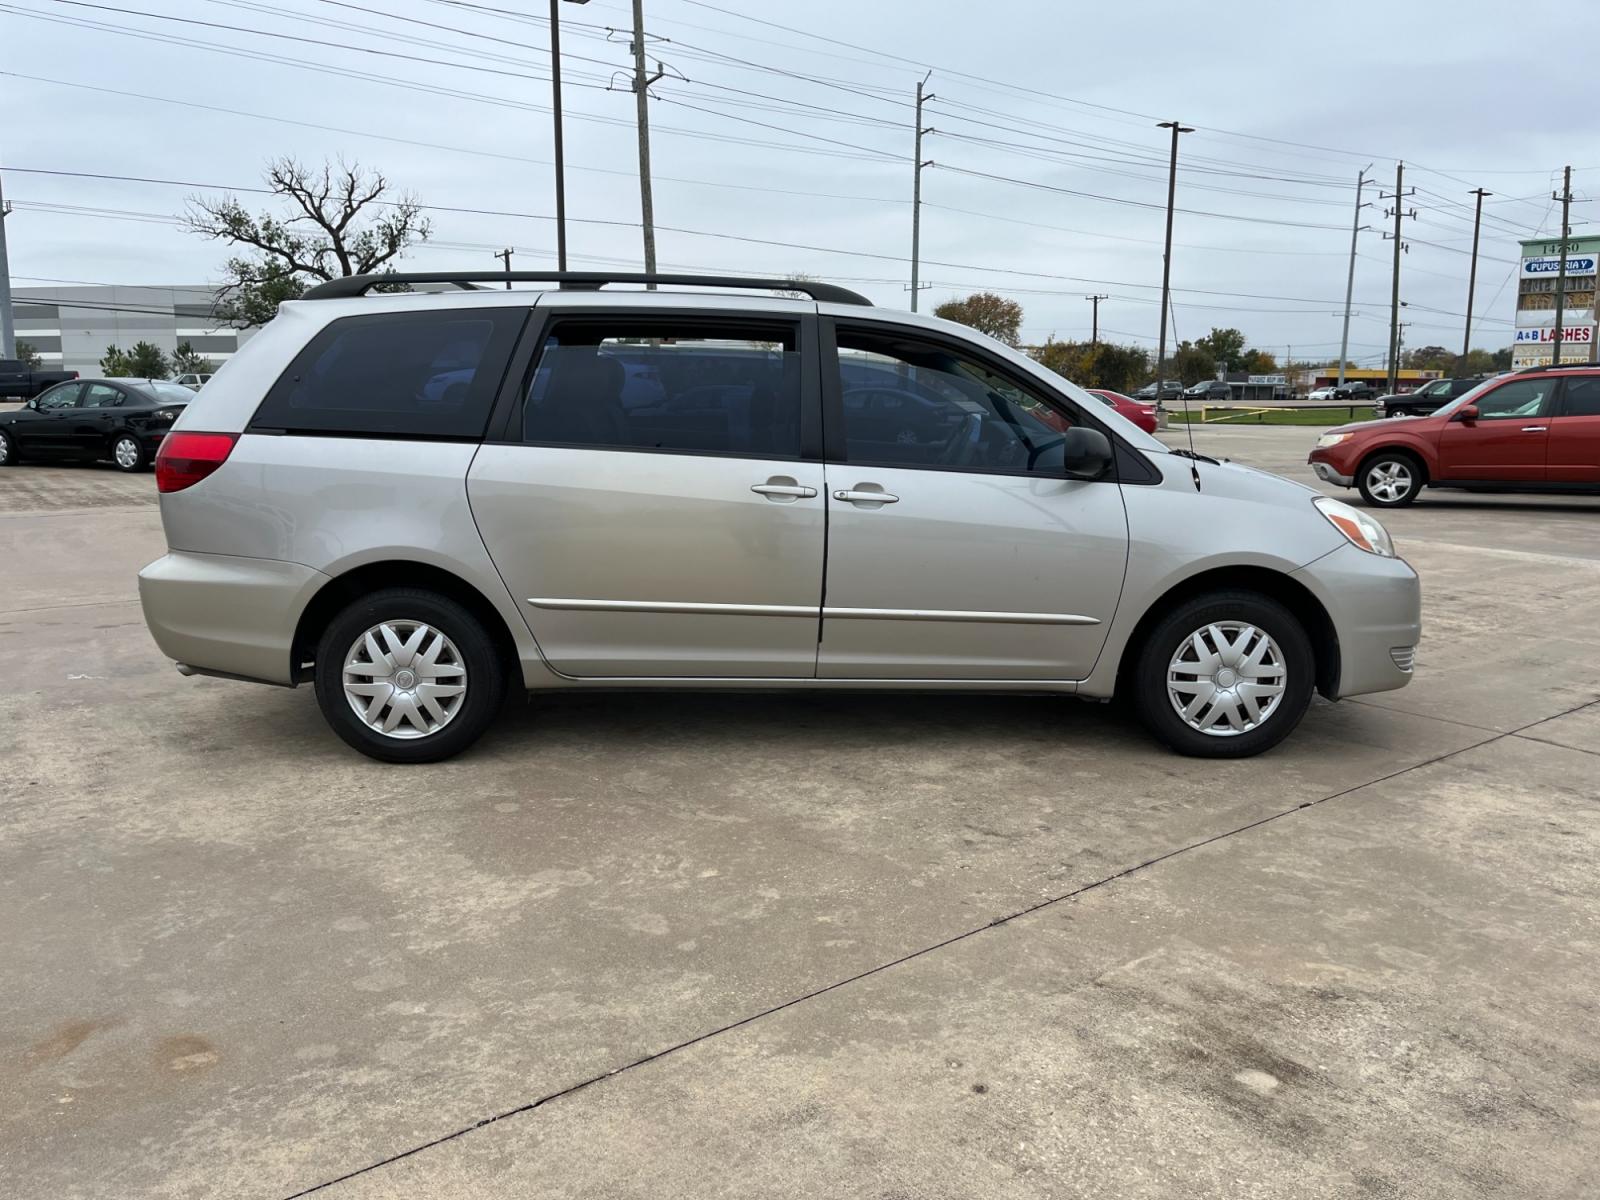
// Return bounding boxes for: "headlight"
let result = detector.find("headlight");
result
[1314,432,1351,449]
[1314,496,1395,557]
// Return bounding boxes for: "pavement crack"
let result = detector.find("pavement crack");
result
[280,695,1597,1200]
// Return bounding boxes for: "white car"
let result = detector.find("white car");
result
[1307,385,1339,401]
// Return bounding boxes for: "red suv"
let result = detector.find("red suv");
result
[1307,367,1600,507]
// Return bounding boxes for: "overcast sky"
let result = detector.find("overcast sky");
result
[4,0,1598,365]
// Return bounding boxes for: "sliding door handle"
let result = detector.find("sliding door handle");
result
[833,488,899,505]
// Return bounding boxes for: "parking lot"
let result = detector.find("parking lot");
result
[3,425,1597,1198]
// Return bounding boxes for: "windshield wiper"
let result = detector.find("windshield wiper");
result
[1167,447,1220,466]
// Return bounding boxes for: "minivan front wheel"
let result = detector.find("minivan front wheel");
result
[314,587,505,763]
[1132,591,1314,758]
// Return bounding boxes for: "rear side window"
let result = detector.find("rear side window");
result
[521,319,802,458]
[254,308,524,438]
[1561,377,1600,416]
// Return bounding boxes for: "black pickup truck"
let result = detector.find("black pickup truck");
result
[0,359,79,401]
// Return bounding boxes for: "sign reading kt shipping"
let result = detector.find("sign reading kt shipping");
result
[1514,325,1595,343]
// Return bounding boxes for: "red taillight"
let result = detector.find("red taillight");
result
[155,432,238,493]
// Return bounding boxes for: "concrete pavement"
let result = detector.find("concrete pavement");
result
[2,428,1597,1199]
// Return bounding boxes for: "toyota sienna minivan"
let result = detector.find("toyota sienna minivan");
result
[138,272,1420,762]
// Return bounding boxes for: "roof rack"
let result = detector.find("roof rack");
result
[300,271,873,306]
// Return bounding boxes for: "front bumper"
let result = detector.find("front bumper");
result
[139,551,329,686]
[1310,459,1354,487]
[1293,543,1421,699]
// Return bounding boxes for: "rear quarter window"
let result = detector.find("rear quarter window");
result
[252,308,524,438]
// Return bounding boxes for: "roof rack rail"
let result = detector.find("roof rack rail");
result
[300,270,873,306]
[1517,360,1600,373]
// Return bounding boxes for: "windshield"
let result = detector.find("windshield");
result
[1432,377,1503,418]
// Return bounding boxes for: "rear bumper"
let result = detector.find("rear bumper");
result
[1293,543,1421,699]
[138,551,328,686]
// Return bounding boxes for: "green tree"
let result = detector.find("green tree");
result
[1034,339,1149,393]
[101,341,172,378]
[1491,347,1512,371]
[1240,348,1278,374]
[1172,340,1217,386]
[1461,348,1498,375]
[933,291,1024,346]
[185,157,431,328]
[13,340,43,369]
[1194,327,1248,372]
[171,342,218,375]
[1403,344,1455,371]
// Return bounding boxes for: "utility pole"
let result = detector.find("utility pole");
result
[549,0,571,270]
[0,167,14,359]
[1461,187,1490,371]
[1338,166,1373,386]
[629,0,663,280]
[1381,161,1415,395]
[1086,293,1107,346]
[909,72,934,312]
[1154,120,1193,407]
[494,247,514,289]
[1551,166,1573,367]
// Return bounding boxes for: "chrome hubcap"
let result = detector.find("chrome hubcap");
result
[114,438,139,469]
[1366,460,1412,502]
[342,620,467,740]
[0,435,9,464]
[1167,621,1287,737]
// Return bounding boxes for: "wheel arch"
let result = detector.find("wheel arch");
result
[290,560,523,686]
[1356,441,1431,487]
[1114,565,1340,701]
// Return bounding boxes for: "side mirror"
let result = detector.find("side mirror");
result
[1061,426,1114,479]
[24,396,38,410]
[1454,404,1479,423]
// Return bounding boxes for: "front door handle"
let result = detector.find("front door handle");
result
[1521,425,1548,432]
[751,481,818,501]
[833,488,899,505]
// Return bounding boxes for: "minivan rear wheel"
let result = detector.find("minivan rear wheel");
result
[314,587,505,763]
[1132,590,1314,758]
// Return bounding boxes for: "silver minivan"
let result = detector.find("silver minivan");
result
[138,272,1420,762]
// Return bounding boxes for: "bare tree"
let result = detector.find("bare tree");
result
[185,157,431,327]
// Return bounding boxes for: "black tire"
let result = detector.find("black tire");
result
[313,587,506,763]
[1132,590,1315,759]
[110,432,148,472]
[1355,449,1423,507]
[0,429,17,467]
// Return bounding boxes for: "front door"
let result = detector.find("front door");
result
[12,382,83,455]
[469,311,826,678]
[817,323,1128,680]
[1547,375,1600,484]
[1436,375,1556,482]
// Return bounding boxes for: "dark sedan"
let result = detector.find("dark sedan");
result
[0,378,194,472]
